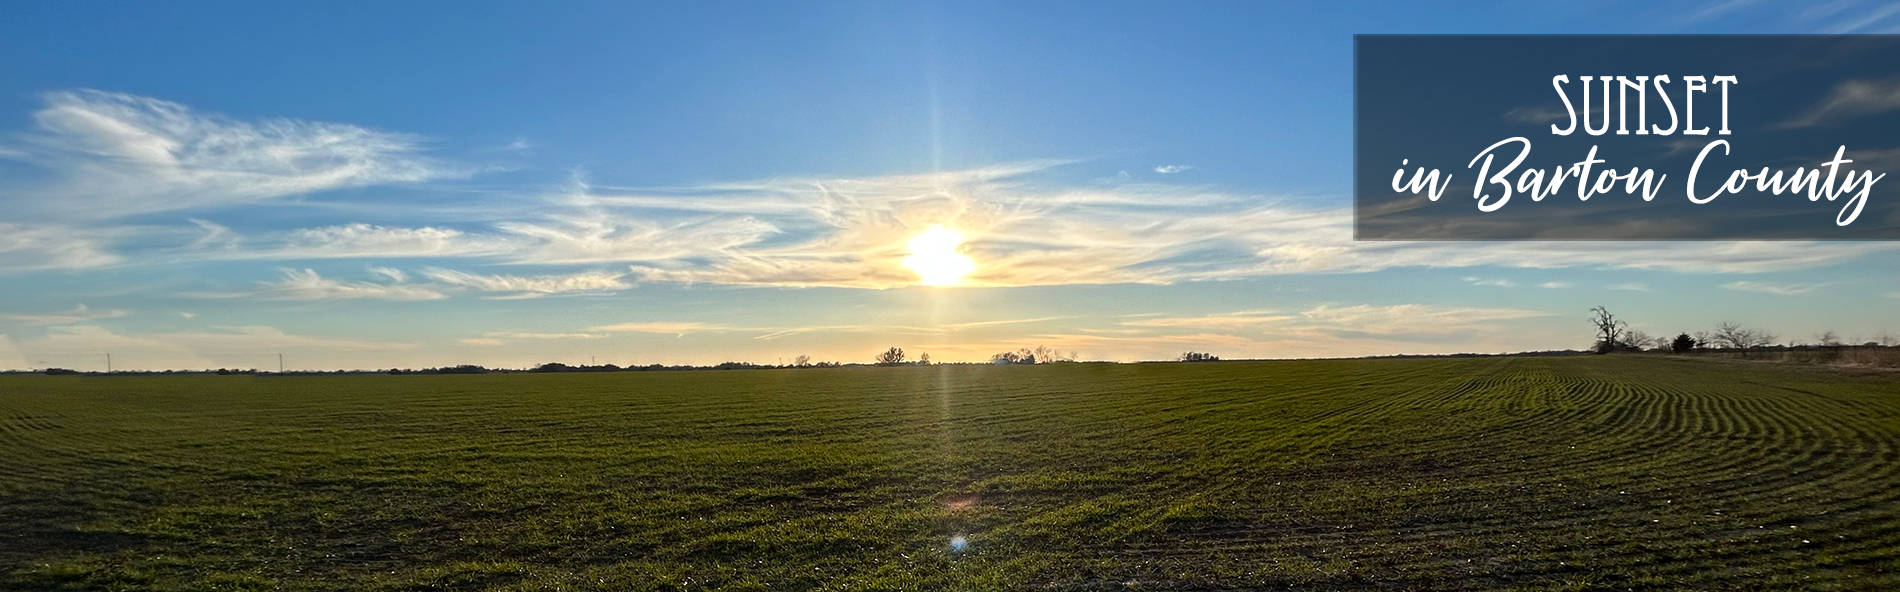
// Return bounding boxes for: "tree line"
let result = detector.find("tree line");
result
[1589,305,1897,355]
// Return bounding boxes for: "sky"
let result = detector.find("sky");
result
[2,1,1899,371]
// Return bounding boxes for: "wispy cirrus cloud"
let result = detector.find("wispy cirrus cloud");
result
[3,94,1894,290]
[26,325,414,370]
[507,165,1900,290]
[1780,79,1900,128]
[1466,277,1517,288]
[0,223,125,270]
[237,224,510,260]
[3,303,130,326]
[1291,304,1549,339]
[1154,164,1192,174]
[0,335,26,369]
[1722,280,1827,295]
[189,267,627,302]
[589,321,724,336]
[1113,304,1547,341]
[192,268,448,301]
[1122,310,1294,330]
[481,331,605,340]
[420,268,630,298]
[0,90,459,220]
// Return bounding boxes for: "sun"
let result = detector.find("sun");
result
[902,225,976,286]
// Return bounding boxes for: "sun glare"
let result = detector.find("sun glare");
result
[902,225,976,286]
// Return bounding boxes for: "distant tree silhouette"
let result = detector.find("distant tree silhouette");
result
[1179,352,1220,362]
[1712,322,1777,354]
[1589,306,1627,354]
[875,347,906,365]
[918,352,930,365]
[1622,329,1668,352]
[1671,333,1698,354]
[1815,330,1843,348]
[791,354,811,367]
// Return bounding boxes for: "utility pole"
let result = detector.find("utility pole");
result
[278,353,285,373]
[105,353,112,373]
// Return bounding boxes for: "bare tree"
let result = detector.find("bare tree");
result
[1755,331,1780,349]
[1814,330,1843,348]
[875,347,906,365]
[1623,329,1660,352]
[1711,322,1747,349]
[1589,306,1627,354]
[1712,322,1778,353]
[918,352,931,365]
[792,354,811,367]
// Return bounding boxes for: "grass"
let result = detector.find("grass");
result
[3,356,1900,590]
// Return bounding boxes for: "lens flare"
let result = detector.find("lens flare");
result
[902,225,976,286]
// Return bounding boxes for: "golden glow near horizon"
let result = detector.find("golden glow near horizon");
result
[902,225,976,286]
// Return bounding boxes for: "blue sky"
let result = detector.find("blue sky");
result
[2,1,1898,370]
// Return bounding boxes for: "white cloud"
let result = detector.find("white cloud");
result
[175,223,513,262]
[0,223,124,270]
[590,322,722,336]
[460,338,505,346]
[1106,304,1549,346]
[368,266,407,283]
[938,316,1070,330]
[512,164,1900,290]
[481,332,604,340]
[0,334,28,369]
[4,158,1894,289]
[499,215,780,266]
[1,90,457,220]
[1122,310,1294,330]
[752,325,874,340]
[1722,281,1826,295]
[168,325,416,351]
[1154,165,1193,174]
[1823,3,1900,33]
[178,312,197,319]
[194,268,447,301]
[1780,79,1900,128]
[1467,277,1517,288]
[420,268,630,298]
[1539,281,1573,289]
[1293,304,1549,337]
[1610,283,1652,292]
[3,303,129,326]
[270,224,503,259]
[22,325,413,370]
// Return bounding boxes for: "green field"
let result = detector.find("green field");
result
[3,356,1900,591]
